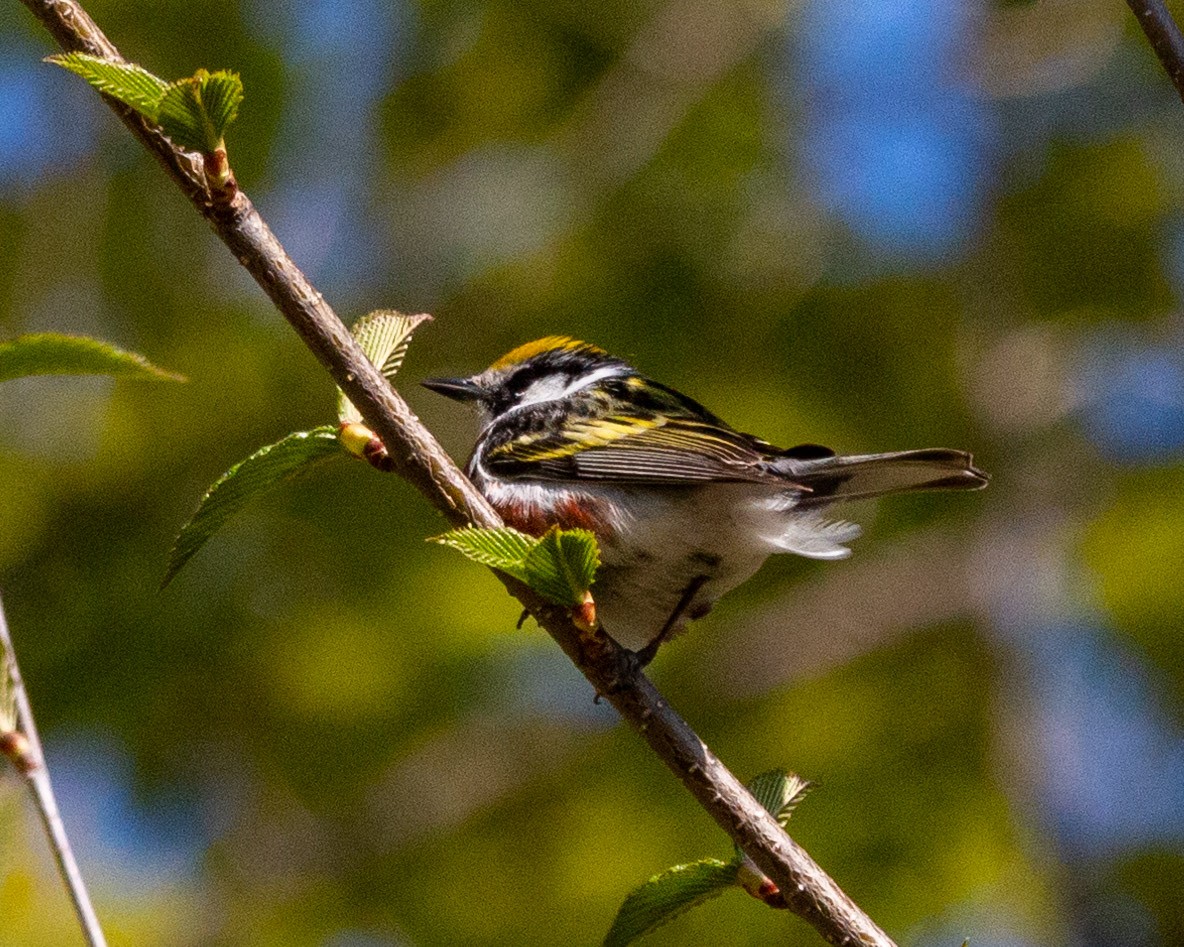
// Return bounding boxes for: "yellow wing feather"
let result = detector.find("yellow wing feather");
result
[488,414,760,469]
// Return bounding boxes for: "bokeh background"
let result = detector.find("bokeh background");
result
[2,0,1184,944]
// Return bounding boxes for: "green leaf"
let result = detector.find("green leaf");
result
[194,70,243,140]
[746,770,812,828]
[432,525,600,607]
[0,333,184,383]
[158,70,243,153]
[733,770,813,861]
[522,527,600,606]
[604,859,739,947]
[47,53,167,117]
[163,427,343,587]
[431,526,538,583]
[49,54,242,155]
[338,310,433,423]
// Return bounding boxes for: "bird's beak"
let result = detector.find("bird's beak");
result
[421,376,483,402]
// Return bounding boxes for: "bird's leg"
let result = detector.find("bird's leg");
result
[632,574,710,669]
[594,575,709,698]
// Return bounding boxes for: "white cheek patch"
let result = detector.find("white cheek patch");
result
[516,365,627,409]
[518,375,572,407]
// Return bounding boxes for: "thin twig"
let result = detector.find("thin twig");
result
[16,3,895,943]
[1126,0,1184,106]
[0,592,107,947]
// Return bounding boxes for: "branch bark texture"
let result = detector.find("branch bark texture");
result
[17,2,895,943]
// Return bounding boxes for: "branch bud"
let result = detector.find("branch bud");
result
[572,590,598,632]
[737,857,787,909]
[204,144,237,201]
[0,730,38,775]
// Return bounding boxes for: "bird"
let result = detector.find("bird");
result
[423,336,988,665]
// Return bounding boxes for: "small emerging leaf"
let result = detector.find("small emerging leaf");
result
[604,859,739,947]
[158,70,243,153]
[431,526,538,582]
[0,333,184,383]
[48,53,167,116]
[433,525,600,607]
[522,527,600,607]
[50,53,243,154]
[746,770,813,829]
[163,426,342,586]
[733,770,812,864]
[338,310,433,423]
[194,70,242,139]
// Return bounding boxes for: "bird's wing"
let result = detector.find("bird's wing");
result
[482,413,792,485]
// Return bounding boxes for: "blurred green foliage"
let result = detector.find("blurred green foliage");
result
[2,0,1184,945]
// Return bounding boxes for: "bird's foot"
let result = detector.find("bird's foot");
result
[593,644,645,701]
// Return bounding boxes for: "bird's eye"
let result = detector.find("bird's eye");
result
[507,372,536,397]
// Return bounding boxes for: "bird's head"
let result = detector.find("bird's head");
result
[422,336,631,426]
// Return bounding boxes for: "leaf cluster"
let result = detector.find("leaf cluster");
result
[433,525,600,608]
[50,53,242,154]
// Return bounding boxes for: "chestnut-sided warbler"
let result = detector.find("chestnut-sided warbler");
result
[424,337,988,664]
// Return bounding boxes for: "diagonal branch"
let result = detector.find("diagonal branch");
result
[16,2,894,943]
[0,593,107,947]
[1125,0,1184,106]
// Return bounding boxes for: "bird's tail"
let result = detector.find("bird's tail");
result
[775,448,989,505]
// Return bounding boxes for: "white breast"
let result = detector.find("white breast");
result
[588,484,861,652]
[473,471,861,653]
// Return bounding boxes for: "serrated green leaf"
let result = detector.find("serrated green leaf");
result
[604,859,739,947]
[163,427,343,587]
[50,55,242,155]
[431,527,538,582]
[338,310,432,423]
[0,333,184,383]
[522,526,600,606]
[196,70,243,139]
[158,70,243,152]
[432,525,600,608]
[48,53,167,117]
[746,770,812,828]
[157,78,215,152]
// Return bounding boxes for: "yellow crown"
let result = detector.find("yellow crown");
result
[490,336,607,370]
